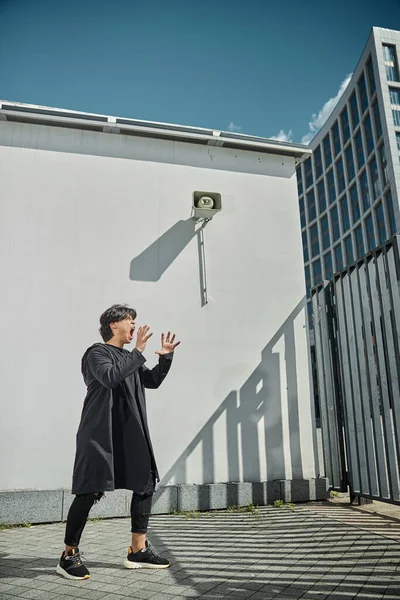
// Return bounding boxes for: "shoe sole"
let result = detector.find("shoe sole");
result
[56,564,91,580]
[123,560,170,570]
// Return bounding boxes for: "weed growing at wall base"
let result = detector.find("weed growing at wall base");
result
[274,499,285,508]
[273,500,296,511]
[172,503,260,518]
[226,503,260,515]
[0,522,31,531]
[172,510,207,518]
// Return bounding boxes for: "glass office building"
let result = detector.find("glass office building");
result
[297,27,400,336]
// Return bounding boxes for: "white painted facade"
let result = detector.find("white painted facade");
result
[0,103,315,493]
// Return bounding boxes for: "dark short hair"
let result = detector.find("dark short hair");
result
[99,304,137,342]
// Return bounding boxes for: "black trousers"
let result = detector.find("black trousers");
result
[64,491,154,547]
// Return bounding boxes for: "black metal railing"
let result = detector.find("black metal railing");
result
[312,235,400,504]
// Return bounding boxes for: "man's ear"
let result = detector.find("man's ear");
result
[110,322,117,332]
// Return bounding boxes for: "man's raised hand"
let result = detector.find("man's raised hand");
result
[155,332,181,355]
[135,326,153,353]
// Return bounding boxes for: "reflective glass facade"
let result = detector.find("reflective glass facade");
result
[296,28,400,333]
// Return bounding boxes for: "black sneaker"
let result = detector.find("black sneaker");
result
[124,541,170,570]
[56,548,90,580]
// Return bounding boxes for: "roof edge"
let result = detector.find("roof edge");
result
[0,100,312,161]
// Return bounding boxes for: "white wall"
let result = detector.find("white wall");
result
[0,120,315,491]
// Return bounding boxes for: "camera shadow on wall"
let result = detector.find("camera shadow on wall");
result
[129,218,209,307]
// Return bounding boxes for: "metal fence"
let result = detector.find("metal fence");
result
[312,235,400,504]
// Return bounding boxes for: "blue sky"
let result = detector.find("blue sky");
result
[0,0,398,144]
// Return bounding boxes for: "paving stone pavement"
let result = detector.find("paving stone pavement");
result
[1,505,400,600]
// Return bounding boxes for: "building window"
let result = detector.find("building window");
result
[340,107,350,145]
[375,202,387,244]
[359,170,370,212]
[369,156,381,200]
[336,157,345,195]
[305,265,311,292]
[313,259,322,286]
[302,230,309,263]
[345,144,355,182]
[354,130,365,170]
[358,73,368,114]
[332,121,341,157]
[330,205,340,242]
[340,195,351,233]
[307,301,313,329]
[323,134,332,168]
[350,91,359,130]
[363,113,374,157]
[390,89,400,126]
[383,45,396,61]
[334,243,344,271]
[310,222,320,258]
[307,189,317,222]
[383,44,400,82]
[379,145,388,187]
[344,235,354,265]
[324,251,333,280]
[354,225,365,259]
[317,179,327,214]
[385,190,397,236]
[321,214,330,250]
[393,110,400,127]
[350,184,360,223]
[366,56,376,96]
[397,132,400,153]
[299,197,306,228]
[389,87,400,106]
[365,213,375,251]
[314,145,323,180]
[304,157,313,190]
[296,167,303,197]
[372,101,383,141]
[326,169,336,204]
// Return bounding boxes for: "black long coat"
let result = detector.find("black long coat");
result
[71,343,173,495]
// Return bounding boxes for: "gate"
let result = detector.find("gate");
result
[312,235,400,504]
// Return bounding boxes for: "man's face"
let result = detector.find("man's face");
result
[112,316,136,344]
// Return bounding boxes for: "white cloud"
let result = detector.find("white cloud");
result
[227,121,242,132]
[270,129,293,142]
[301,74,352,144]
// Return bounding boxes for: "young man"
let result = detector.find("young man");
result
[57,304,180,580]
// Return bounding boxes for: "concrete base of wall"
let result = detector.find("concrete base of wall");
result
[0,478,329,525]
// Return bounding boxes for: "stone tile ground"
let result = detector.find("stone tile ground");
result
[1,505,400,599]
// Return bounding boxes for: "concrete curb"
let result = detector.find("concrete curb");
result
[0,478,329,525]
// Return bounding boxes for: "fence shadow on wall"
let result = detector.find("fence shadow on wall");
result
[159,298,311,501]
